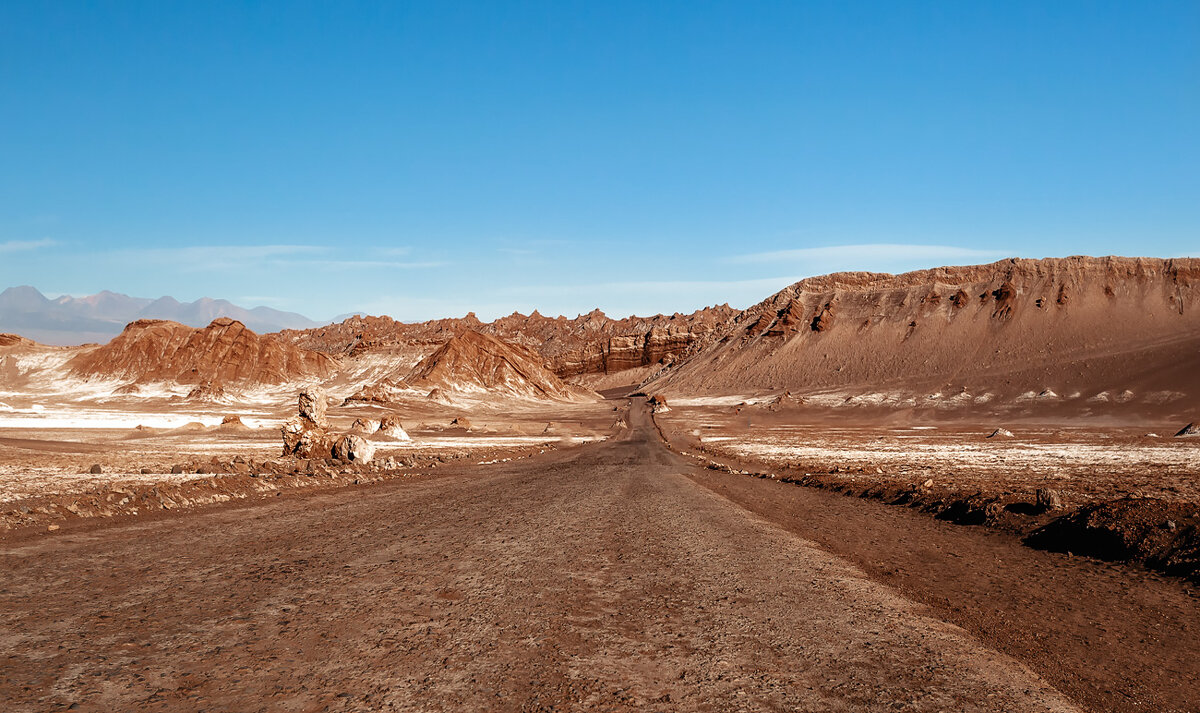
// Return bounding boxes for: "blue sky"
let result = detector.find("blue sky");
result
[1,1,1197,321]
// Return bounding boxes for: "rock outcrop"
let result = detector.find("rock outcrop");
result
[351,418,380,434]
[69,318,338,386]
[281,388,333,458]
[378,416,411,441]
[399,331,596,401]
[274,306,736,377]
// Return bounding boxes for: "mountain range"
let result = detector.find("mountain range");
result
[0,286,323,345]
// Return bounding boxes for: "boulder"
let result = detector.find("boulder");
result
[298,387,329,427]
[281,416,334,459]
[1036,488,1064,511]
[378,416,411,441]
[351,418,381,434]
[333,434,375,463]
[987,428,1015,439]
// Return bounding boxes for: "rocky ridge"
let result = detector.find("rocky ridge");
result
[647,256,1200,410]
[68,318,339,386]
[276,305,735,377]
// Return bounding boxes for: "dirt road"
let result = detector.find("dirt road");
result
[0,405,1189,711]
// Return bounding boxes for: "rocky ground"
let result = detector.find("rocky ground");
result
[0,396,619,532]
[655,401,1200,581]
[7,403,1199,712]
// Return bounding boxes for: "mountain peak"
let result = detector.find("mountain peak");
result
[0,286,322,346]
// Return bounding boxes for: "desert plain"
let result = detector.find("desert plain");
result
[2,256,1199,712]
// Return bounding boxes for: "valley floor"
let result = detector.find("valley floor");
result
[1,402,1197,711]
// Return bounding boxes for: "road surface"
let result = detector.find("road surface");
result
[0,403,1179,712]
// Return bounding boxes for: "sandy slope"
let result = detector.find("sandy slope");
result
[648,256,1200,419]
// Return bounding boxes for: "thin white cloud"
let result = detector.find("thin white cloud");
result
[500,276,801,298]
[0,238,57,253]
[284,259,446,270]
[731,243,1009,264]
[105,244,326,270]
[101,245,444,272]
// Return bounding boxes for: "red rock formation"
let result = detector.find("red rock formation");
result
[68,318,338,386]
[275,305,737,377]
[648,256,1200,407]
[0,334,32,348]
[402,330,595,401]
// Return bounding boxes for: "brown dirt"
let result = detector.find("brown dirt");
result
[1,402,1196,711]
[655,403,1200,580]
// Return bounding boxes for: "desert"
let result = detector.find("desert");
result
[2,256,1200,711]
[4,3,1198,711]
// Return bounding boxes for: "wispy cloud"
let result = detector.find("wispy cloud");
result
[107,244,325,270]
[499,276,802,298]
[104,245,444,272]
[731,243,1009,264]
[287,259,447,270]
[0,238,57,253]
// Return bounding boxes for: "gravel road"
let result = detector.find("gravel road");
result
[0,405,1120,711]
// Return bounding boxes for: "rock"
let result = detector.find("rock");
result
[170,464,185,474]
[283,387,335,458]
[450,417,472,430]
[217,415,252,431]
[1037,488,1063,511]
[332,434,375,463]
[186,381,227,402]
[988,428,1015,438]
[921,478,935,489]
[47,524,59,532]
[298,388,329,427]
[351,418,381,434]
[378,416,411,441]
[648,394,671,414]
[281,416,334,459]
[1174,423,1200,437]
[811,303,834,332]
[88,464,103,474]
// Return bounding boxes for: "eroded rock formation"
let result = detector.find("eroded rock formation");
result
[281,387,334,458]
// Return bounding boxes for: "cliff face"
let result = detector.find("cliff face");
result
[68,318,340,386]
[648,256,1200,407]
[276,305,736,377]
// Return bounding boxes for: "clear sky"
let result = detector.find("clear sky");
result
[1,1,1197,321]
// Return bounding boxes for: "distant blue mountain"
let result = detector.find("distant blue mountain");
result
[0,285,324,345]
